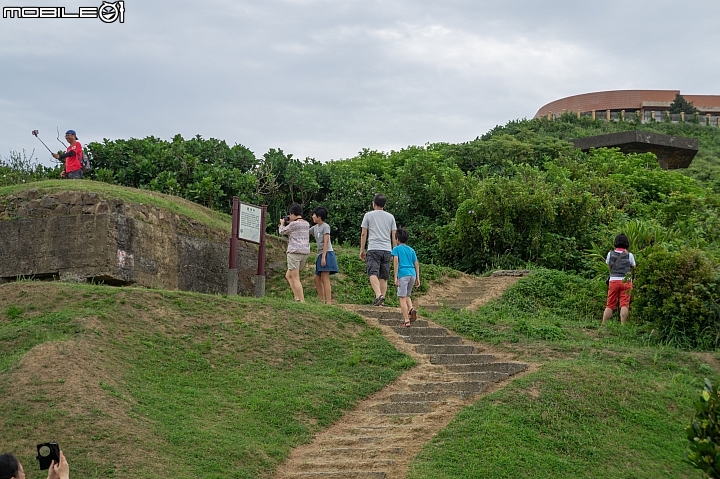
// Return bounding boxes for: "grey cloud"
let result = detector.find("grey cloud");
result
[1,0,718,165]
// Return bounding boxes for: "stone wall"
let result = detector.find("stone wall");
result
[0,189,283,295]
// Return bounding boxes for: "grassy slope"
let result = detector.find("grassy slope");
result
[408,270,715,478]
[0,282,413,478]
[1,180,715,478]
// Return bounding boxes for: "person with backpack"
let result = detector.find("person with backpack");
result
[51,130,84,179]
[602,233,636,325]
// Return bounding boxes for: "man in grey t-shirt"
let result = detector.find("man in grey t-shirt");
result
[359,194,397,306]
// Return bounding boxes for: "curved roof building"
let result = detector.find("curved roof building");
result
[534,90,720,118]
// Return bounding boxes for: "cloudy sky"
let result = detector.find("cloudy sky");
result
[1,0,718,166]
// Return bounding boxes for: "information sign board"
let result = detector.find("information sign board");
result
[238,203,262,244]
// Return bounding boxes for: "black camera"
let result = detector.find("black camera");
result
[282,215,291,226]
[37,442,60,470]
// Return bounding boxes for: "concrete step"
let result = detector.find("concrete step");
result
[415,344,476,355]
[388,391,457,402]
[432,371,510,382]
[378,318,429,327]
[288,472,386,479]
[419,305,463,312]
[445,362,528,375]
[376,401,436,414]
[408,381,488,393]
[320,447,403,458]
[434,301,473,308]
[297,459,395,471]
[355,309,409,319]
[391,327,448,336]
[317,435,411,448]
[320,436,390,446]
[436,292,484,300]
[401,335,462,345]
[429,353,495,365]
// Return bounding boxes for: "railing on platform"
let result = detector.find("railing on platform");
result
[546,109,720,127]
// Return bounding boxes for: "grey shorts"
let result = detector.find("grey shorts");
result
[366,250,391,280]
[396,276,415,297]
[286,253,308,271]
[65,169,83,179]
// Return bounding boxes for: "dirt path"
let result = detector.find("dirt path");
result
[415,270,528,312]
[274,272,532,479]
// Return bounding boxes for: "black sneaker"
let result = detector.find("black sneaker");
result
[372,295,385,307]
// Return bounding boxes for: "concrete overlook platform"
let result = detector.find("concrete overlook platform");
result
[571,130,698,169]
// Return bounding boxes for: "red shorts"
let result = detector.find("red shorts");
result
[606,280,632,309]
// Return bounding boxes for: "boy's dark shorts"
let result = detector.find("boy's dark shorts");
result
[366,250,391,280]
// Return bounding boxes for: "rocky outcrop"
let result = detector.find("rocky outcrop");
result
[0,189,281,294]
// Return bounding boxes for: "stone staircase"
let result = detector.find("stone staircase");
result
[274,307,528,479]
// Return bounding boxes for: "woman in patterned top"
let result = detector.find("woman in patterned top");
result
[279,203,311,302]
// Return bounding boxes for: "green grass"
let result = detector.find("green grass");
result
[410,269,715,478]
[2,267,716,478]
[0,282,413,478]
[409,355,709,479]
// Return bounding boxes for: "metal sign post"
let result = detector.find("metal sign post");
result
[228,197,267,297]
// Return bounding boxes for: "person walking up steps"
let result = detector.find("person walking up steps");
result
[392,228,420,327]
[309,206,339,304]
[359,194,397,306]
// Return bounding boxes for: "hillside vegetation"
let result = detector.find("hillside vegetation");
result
[4,115,719,348]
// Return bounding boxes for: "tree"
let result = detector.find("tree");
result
[668,94,699,114]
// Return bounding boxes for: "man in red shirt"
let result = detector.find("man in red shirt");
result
[52,129,83,179]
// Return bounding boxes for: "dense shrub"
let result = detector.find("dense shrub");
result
[0,150,60,186]
[686,379,720,478]
[501,269,606,323]
[632,248,720,349]
[86,135,258,212]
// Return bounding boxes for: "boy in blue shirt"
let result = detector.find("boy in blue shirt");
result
[391,228,420,327]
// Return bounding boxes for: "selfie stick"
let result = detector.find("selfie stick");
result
[31,130,54,154]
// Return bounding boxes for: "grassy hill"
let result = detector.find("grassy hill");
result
[1,163,718,478]
[0,281,412,478]
[408,268,717,478]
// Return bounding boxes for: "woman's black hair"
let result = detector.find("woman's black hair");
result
[313,206,328,221]
[614,233,630,249]
[289,203,303,216]
[0,453,20,479]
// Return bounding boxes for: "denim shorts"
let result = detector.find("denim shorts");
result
[315,250,339,275]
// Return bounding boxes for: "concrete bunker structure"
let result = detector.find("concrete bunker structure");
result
[0,187,283,294]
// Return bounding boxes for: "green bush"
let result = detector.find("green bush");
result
[502,269,606,322]
[632,248,720,349]
[686,379,720,478]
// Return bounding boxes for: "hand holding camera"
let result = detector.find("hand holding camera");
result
[37,442,69,479]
